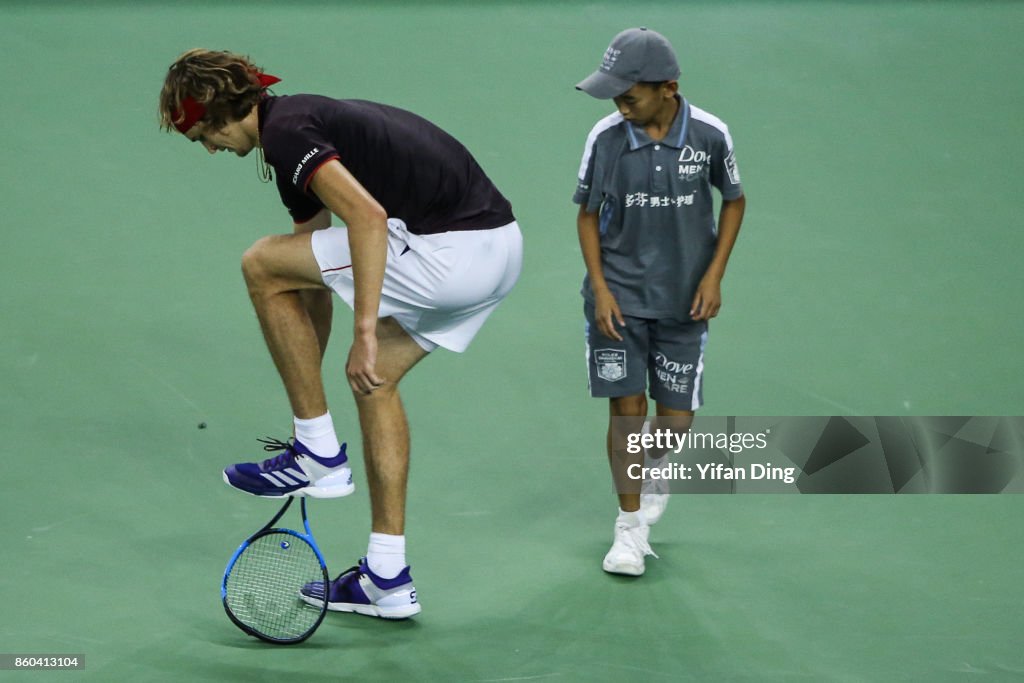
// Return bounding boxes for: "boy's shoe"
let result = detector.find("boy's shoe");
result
[603,520,658,576]
[300,558,421,619]
[222,437,354,498]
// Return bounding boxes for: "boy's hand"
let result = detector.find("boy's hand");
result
[690,275,722,321]
[595,289,626,340]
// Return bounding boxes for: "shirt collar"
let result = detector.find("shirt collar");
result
[624,95,690,151]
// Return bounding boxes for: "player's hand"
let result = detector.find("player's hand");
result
[595,289,626,341]
[690,275,722,321]
[346,331,384,395]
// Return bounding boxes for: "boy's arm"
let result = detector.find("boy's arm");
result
[690,194,746,321]
[577,204,625,340]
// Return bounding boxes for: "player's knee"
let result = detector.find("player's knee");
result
[610,394,647,417]
[241,237,275,290]
[353,381,400,404]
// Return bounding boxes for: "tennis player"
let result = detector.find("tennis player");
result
[159,49,522,618]
[574,29,746,575]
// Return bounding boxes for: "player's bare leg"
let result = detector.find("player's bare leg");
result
[225,232,353,499]
[241,232,332,419]
[297,318,427,617]
[353,317,429,536]
[298,317,427,619]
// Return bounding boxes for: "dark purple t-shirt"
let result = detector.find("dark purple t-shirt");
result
[257,95,514,234]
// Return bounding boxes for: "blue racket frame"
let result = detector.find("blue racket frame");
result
[221,497,329,644]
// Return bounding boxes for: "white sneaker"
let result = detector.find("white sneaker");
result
[602,521,658,576]
[640,493,670,525]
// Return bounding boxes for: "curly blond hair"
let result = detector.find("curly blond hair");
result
[158,49,266,132]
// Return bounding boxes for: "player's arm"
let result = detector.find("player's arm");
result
[307,161,388,394]
[294,208,332,232]
[293,209,333,358]
[577,204,624,341]
[691,194,746,321]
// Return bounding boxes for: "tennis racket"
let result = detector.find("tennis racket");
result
[221,497,329,644]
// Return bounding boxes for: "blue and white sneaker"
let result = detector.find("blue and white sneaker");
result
[222,437,354,498]
[300,558,421,619]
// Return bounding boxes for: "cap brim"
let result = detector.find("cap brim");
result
[575,70,634,99]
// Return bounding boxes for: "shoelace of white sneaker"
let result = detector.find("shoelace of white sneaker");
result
[617,524,659,559]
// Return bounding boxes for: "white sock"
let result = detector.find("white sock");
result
[366,533,407,580]
[293,413,340,458]
[617,508,645,528]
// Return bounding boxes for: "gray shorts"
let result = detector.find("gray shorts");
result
[584,302,708,411]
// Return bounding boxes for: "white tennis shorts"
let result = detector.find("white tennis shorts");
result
[310,219,522,353]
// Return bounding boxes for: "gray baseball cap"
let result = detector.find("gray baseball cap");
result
[576,27,680,99]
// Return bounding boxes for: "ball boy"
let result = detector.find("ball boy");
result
[574,28,746,575]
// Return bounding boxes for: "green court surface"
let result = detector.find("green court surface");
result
[2,1,1023,681]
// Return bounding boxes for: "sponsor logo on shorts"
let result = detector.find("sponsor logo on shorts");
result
[654,352,694,393]
[595,349,627,382]
[654,353,694,375]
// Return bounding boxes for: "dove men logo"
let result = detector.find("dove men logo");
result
[678,145,710,182]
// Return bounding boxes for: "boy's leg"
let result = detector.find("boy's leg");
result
[585,303,658,576]
[608,394,648,514]
[585,301,648,507]
[641,318,707,521]
[641,405,694,525]
[603,394,659,576]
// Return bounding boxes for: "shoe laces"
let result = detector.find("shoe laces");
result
[257,437,298,469]
[330,564,363,585]
[616,523,659,559]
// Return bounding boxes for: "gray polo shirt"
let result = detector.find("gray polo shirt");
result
[573,97,743,320]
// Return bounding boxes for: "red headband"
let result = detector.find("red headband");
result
[172,72,281,134]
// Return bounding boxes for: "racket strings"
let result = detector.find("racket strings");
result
[225,531,324,641]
